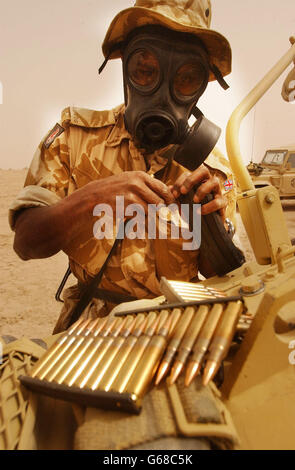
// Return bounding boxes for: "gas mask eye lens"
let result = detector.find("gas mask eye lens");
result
[127,49,160,89]
[174,62,206,97]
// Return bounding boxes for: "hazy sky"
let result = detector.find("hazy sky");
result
[0,0,294,169]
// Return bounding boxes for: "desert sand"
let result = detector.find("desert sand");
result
[0,169,69,339]
[1,169,295,339]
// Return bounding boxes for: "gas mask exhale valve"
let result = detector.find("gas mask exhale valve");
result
[122,26,211,152]
[136,113,177,150]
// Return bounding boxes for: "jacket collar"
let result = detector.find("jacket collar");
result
[106,103,173,174]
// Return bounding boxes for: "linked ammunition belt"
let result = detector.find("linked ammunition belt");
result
[20,286,247,415]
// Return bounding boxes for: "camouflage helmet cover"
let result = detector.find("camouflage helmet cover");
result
[102,0,232,82]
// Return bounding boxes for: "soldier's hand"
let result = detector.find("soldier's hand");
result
[13,171,175,260]
[169,164,227,220]
[86,171,175,213]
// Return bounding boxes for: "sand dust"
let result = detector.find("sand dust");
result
[0,169,69,339]
[1,169,295,339]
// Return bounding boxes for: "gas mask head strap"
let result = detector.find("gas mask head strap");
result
[209,63,230,90]
[99,29,230,91]
[98,42,125,74]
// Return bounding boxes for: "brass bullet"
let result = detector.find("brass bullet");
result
[155,309,169,331]
[99,312,157,392]
[83,315,134,389]
[154,361,169,385]
[64,315,135,387]
[44,318,103,382]
[111,311,164,394]
[185,303,224,387]
[202,360,218,387]
[168,362,183,385]
[168,281,226,298]
[175,293,219,298]
[30,317,85,378]
[168,286,215,293]
[35,318,93,380]
[142,311,158,334]
[168,305,209,385]
[125,314,172,397]
[168,308,182,338]
[184,361,201,387]
[155,306,195,385]
[202,301,243,386]
[55,316,129,385]
[74,317,127,388]
[207,288,226,297]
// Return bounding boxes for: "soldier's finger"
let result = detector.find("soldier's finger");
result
[193,176,221,203]
[137,185,166,207]
[144,175,175,204]
[176,165,211,195]
[124,198,149,216]
[171,172,192,197]
[201,195,227,220]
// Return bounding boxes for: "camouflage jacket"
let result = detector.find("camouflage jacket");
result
[9,104,237,328]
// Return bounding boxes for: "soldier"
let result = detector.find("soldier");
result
[9,0,236,334]
[2,0,242,451]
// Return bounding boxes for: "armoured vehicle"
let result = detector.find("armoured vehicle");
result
[247,146,295,197]
[1,37,295,451]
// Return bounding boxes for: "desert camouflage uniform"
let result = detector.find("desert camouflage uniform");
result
[3,1,240,451]
[9,104,237,331]
[102,0,231,82]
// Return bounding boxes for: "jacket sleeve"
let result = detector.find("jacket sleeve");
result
[9,121,71,231]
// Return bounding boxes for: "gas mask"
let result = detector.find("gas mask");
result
[122,26,214,156]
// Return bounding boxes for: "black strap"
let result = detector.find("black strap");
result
[209,64,230,90]
[98,42,125,74]
[191,107,203,120]
[65,153,175,328]
[65,135,244,328]
[92,288,136,304]
[67,222,125,328]
[55,265,71,303]
[65,152,174,328]
[179,189,245,276]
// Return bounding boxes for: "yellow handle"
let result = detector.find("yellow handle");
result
[226,38,295,192]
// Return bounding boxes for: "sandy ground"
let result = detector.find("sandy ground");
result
[0,169,69,339]
[1,169,295,339]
